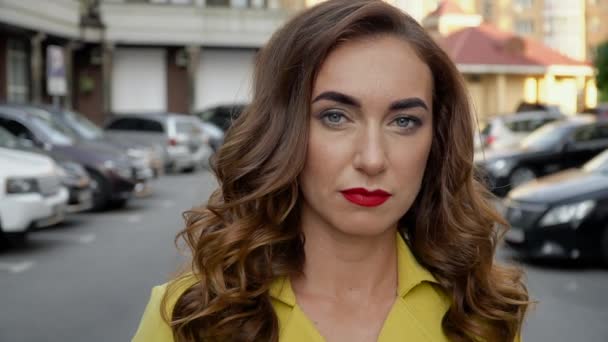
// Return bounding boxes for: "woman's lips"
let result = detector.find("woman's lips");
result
[340,188,391,207]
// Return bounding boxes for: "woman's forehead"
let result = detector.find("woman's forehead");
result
[312,36,433,109]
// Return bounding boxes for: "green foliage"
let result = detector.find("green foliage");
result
[596,41,608,102]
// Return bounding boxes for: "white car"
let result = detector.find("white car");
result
[0,147,69,243]
[477,111,564,151]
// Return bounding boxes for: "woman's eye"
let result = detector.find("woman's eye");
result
[392,116,420,129]
[321,111,346,125]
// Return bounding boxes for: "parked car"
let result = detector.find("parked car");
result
[0,126,93,213]
[476,115,608,196]
[198,121,224,153]
[477,111,564,150]
[195,103,246,132]
[17,104,164,183]
[503,149,608,263]
[0,105,136,210]
[0,147,69,244]
[105,113,208,172]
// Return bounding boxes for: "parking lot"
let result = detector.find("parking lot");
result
[0,169,606,341]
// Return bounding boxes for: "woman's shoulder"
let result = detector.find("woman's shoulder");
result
[131,274,199,342]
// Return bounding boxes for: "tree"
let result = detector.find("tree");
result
[596,41,608,103]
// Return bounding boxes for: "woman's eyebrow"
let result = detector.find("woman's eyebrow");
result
[312,91,360,107]
[390,98,429,111]
[312,91,428,112]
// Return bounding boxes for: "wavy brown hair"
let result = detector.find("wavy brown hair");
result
[163,1,530,341]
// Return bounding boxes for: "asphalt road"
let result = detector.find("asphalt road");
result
[0,170,606,341]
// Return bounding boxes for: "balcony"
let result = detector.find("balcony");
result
[0,0,81,38]
[99,0,300,47]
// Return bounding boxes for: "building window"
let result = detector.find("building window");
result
[515,0,533,8]
[590,17,600,33]
[482,0,493,20]
[515,19,534,35]
[131,0,194,4]
[7,39,29,103]
[206,0,230,6]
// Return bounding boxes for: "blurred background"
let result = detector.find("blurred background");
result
[0,0,607,341]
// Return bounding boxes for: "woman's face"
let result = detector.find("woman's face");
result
[299,35,434,238]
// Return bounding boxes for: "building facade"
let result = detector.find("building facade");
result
[0,0,305,124]
[423,0,596,121]
[471,0,606,62]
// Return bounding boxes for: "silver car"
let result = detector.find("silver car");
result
[104,113,207,172]
[477,111,564,151]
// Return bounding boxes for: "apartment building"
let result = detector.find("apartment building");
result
[586,0,608,60]
[423,0,595,120]
[472,0,601,62]
[0,0,305,123]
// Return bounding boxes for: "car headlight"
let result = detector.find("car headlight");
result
[486,159,515,177]
[103,160,133,180]
[539,200,596,228]
[127,148,152,166]
[58,161,90,187]
[6,178,40,194]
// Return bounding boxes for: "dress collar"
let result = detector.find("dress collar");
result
[269,231,439,306]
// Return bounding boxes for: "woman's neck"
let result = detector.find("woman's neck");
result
[292,222,398,303]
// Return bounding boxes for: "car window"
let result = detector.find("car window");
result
[520,123,572,150]
[198,105,244,131]
[504,117,555,133]
[107,118,138,131]
[481,123,492,135]
[0,117,37,143]
[139,119,164,133]
[583,149,608,173]
[0,126,19,148]
[597,124,608,140]
[30,115,75,145]
[573,125,597,143]
[63,110,104,139]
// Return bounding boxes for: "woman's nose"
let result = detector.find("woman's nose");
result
[352,127,387,177]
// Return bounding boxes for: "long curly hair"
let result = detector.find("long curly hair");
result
[163,1,530,341]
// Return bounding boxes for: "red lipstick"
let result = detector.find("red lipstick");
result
[340,188,391,207]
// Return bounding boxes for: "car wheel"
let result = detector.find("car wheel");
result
[509,167,536,189]
[5,232,27,247]
[109,198,129,210]
[89,171,110,211]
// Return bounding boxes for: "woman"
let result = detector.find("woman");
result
[132,1,530,341]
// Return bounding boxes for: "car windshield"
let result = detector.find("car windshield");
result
[520,122,572,150]
[197,109,216,122]
[27,109,76,145]
[61,109,104,140]
[0,126,19,148]
[583,150,608,173]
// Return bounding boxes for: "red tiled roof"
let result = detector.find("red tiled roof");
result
[427,0,466,18]
[439,24,589,67]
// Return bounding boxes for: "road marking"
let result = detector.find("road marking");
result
[30,232,96,245]
[0,261,35,273]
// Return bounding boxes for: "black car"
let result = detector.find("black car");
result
[195,104,246,132]
[476,115,608,197]
[503,149,608,263]
[0,126,93,212]
[18,104,163,182]
[0,105,136,210]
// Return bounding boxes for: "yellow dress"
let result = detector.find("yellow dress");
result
[132,235,519,341]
